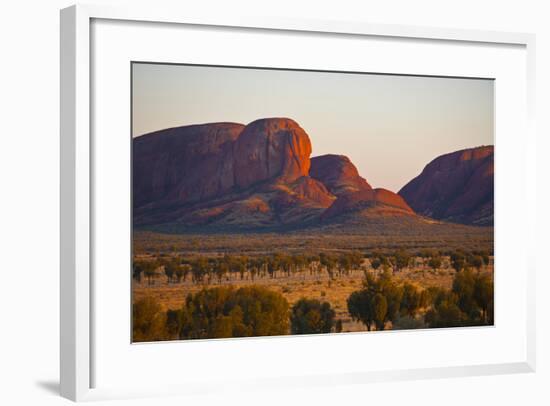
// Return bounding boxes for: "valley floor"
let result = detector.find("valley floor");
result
[133,224,494,256]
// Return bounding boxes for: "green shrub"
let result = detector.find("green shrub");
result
[178,286,290,339]
[132,297,167,342]
[347,270,404,331]
[290,298,335,334]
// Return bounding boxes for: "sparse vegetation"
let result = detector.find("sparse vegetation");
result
[132,247,493,341]
[133,286,290,342]
[424,268,494,328]
[133,226,493,257]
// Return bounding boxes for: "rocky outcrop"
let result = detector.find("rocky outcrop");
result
[233,118,312,189]
[323,188,414,220]
[289,177,335,207]
[133,122,244,208]
[310,154,371,196]
[133,118,334,228]
[310,154,413,222]
[134,118,313,209]
[398,146,494,225]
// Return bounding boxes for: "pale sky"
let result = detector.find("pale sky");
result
[132,63,494,192]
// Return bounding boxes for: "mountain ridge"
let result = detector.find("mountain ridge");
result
[133,118,493,231]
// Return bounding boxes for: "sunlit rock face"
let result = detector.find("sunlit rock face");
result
[233,118,313,189]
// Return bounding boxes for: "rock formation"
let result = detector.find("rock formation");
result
[133,118,316,208]
[310,154,371,196]
[233,118,312,189]
[133,118,491,230]
[133,122,244,208]
[323,188,414,220]
[398,146,494,225]
[133,118,336,228]
[310,154,413,221]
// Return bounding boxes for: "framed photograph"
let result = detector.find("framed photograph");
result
[60,4,536,402]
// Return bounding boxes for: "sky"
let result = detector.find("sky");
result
[132,63,494,192]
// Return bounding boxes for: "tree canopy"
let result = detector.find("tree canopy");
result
[290,298,335,334]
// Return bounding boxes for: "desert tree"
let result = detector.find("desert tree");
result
[214,260,228,284]
[132,261,144,283]
[450,251,466,272]
[174,267,185,284]
[192,257,209,285]
[377,270,404,323]
[428,255,442,271]
[394,249,411,272]
[308,254,320,277]
[297,254,307,275]
[350,251,364,270]
[424,292,466,328]
[178,286,289,339]
[469,255,484,272]
[424,269,494,328]
[392,314,426,330]
[143,261,157,286]
[320,253,338,281]
[480,250,491,267]
[267,256,279,279]
[163,258,179,284]
[132,296,168,342]
[400,282,422,317]
[473,273,494,324]
[280,254,293,277]
[370,257,382,271]
[165,309,182,339]
[290,298,336,334]
[347,270,404,331]
[237,256,248,280]
[452,268,478,318]
[335,319,343,333]
[152,265,165,286]
[338,254,352,276]
[249,258,260,281]
[372,293,388,331]
[347,289,375,331]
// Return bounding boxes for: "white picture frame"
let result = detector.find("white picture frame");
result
[60,4,536,402]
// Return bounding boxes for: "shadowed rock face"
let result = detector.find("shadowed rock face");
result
[310,154,372,196]
[133,122,244,209]
[322,188,414,220]
[398,146,494,226]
